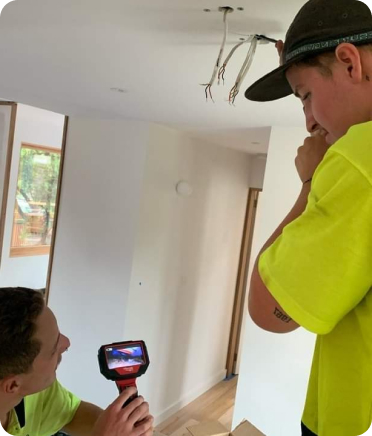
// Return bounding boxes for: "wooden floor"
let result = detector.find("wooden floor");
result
[157,377,238,435]
[156,377,265,436]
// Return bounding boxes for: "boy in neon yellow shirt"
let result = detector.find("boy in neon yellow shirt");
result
[245,0,372,435]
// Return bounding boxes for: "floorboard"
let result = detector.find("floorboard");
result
[156,377,265,436]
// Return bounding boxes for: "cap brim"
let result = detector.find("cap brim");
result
[245,62,294,102]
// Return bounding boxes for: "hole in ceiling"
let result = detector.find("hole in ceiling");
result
[218,6,234,13]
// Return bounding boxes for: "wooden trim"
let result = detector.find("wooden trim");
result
[45,116,69,305]
[10,245,50,257]
[9,140,61,258]
[21,142,61,154]
[226,188,261,377]
[0,102,17,268]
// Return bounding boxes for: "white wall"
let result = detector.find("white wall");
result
[233,127,316,436]
[124,124,251,423]
[234,153,267,375]
[48,118,150,408]
[249,154,267,190]
[0,104,64,288]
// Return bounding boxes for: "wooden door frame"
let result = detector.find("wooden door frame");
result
[0,102,18,269]
[226,187,261,378]
[45,116,69,305]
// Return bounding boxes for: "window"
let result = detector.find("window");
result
[10,143,61,257]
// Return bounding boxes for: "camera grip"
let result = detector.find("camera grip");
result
[116,380,138,408]
[122,389,139,408]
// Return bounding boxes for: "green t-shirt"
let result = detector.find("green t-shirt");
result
[259,122,372,436]
[5,380,81,436]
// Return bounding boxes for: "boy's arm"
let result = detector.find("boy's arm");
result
[249,134,330,333]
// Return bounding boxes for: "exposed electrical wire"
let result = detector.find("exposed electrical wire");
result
[201,7,278,104]
[256,34,278,44]
[229,36,258,105]
[218,39,246,85]
[201,8,231,102]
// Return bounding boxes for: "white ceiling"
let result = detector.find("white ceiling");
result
[0,0,307,154]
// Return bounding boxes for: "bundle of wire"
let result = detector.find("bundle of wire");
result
[201,9,277,104]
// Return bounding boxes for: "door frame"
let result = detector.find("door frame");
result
[0,102,17,269]
[226,187,261,378]
[45,116,69,304]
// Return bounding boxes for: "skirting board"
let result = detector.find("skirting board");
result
[155,369,227,425]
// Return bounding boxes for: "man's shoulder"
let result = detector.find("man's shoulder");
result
[19,380,81,436]
[26,380,65,406]
[331,121,372,185]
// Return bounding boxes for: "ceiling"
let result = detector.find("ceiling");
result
[0,0,308,154]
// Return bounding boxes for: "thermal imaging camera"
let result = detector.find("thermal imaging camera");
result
[98,340,150,407]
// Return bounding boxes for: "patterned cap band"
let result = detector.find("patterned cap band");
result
[285,30,372,61]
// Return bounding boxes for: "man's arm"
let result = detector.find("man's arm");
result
[249,134,330,333]
[63,388,153,436]
[62,401,103,436]
[248,183,310,333]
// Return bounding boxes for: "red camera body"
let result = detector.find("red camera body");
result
[98,340,150,406]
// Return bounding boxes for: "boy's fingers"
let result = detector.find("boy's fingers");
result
[134,416,154,436]
[275,40,284,65]
[129,402,149,426]
[122,395,146,419]
[111,387,138,411]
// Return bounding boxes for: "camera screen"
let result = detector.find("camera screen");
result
[106,344,145,370]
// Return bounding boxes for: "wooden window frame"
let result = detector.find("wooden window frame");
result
[10,142,61,258]
[0,102,17,268]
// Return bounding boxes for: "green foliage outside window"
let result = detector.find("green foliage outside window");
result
[12,145,61,251]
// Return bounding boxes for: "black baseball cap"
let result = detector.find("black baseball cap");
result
[245,0,372,102]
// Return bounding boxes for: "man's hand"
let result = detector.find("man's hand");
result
[275,39,284,65]
[92,388,153,436]
[295,133,330,183]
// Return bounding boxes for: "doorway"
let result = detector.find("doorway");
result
[0,103,67,293]
[226,188,261,378]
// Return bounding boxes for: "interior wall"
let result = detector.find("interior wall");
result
[235,152,268,375]
[124,124,252,423]
[233,126,316,436]
[48,118,149,408]
[0,104,64,288]
[249,154,267,190]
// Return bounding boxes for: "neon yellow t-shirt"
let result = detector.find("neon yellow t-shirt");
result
[259,122,372,436]
[5,380,81,436]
